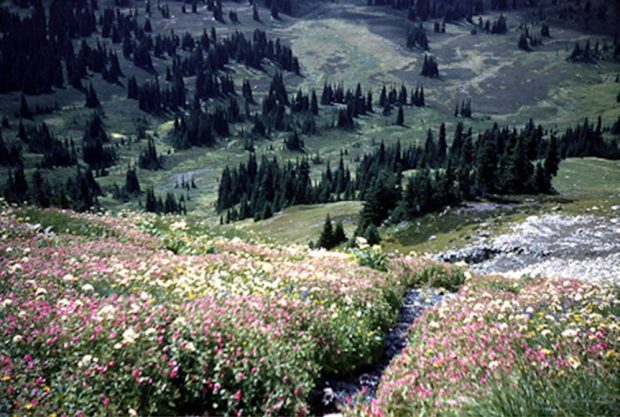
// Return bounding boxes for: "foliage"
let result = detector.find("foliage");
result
[350,238,388,271]
[457,361,619,417]
[348,275,619,417]
[0,205,442,416]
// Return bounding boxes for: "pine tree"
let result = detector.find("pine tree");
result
[20,95,32,119]
[395,105,404,125]
[475,136,498,196]
[138,138,163,170]
[310,90,319,115]
[518,33,531,51]
[30,170,50,207]
[127,77,139,99]
[544,135,559,177]
[85,83,100,108]
[333,221,347,246]
[363,224,381,245]
[125,167,141,194]
[437,123,447,164]
[504,136,534,194]
[317,215,335,249]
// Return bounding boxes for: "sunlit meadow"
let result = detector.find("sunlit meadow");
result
[0,204,617,416]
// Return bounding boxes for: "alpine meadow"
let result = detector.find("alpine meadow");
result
[0,0,619,416]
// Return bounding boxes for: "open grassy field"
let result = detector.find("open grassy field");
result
[0,0,619,233]
[2,3,620,416]
[233,200,362,244]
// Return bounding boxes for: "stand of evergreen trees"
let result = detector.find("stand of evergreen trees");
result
[3,166,102,211]
[144,188,186,215]
[0,132,23,167]
[420,54,439,77]
[567,39,615,63]
[112,166,142,202]
[314,215,347,250]
[406,24,430,50]
[217,116,619,226]
[216,153,354,222]
[138,137,163,170]
[10,122,78,169]
[475,14,508,34]
[82,113,117,170]
[372,0,485,23]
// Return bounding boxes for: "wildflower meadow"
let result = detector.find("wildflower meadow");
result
[0,205,617,416]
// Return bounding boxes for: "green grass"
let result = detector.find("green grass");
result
[1,1,619,236]
[14,207,109,237]
[553,157,620,200]
[232,200,362,245]
[456,364,620,417]
[381,204,531,254]
[382,157,620,254]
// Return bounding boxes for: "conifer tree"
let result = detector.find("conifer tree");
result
[395,105,404,125]
[363,224,381,245]
[20,95,32,119]
[333,221,347,246]
[85,83,100,108]
[310,90,319,115]
[544,134,559,177]
[317,215,335,249]
[125,167,141,194]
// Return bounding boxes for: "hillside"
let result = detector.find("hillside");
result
[0,206,618,416]
[1,0,619,415]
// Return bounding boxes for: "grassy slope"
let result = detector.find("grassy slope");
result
[381,157,620,254]
[0,0,619,224]
[226,158,620,250]
[233,200,362,244]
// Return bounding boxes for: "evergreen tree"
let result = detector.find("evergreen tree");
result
[504,136,534,194]
[30,170,50,208]
[518,33,531,51]
[475,135,498,196]
[363,224,381,245]
[20,95,32,119]
[310,90,319,115]
[544,134,559,177]
[317,215,335,249]
[437,123,447,164]
[138,138,163,170]
[125,167,141,194]
[395,105,404,125]
[420,54,439,77]
[333,221,347,246]
[85,83,100,108]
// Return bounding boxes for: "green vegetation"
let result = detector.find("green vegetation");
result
[458,364,619,417]
[1,1,619,414]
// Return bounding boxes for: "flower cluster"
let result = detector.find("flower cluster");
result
[350,274,619,416]
[0,206,418,416]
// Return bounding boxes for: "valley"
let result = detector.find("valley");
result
[0,0,619,416]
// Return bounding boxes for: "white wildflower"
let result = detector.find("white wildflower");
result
[81,284,94,292]
[62,274,76,282]
[122,328,139,345]
[561,329,578,338]
[78,354,94,368]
